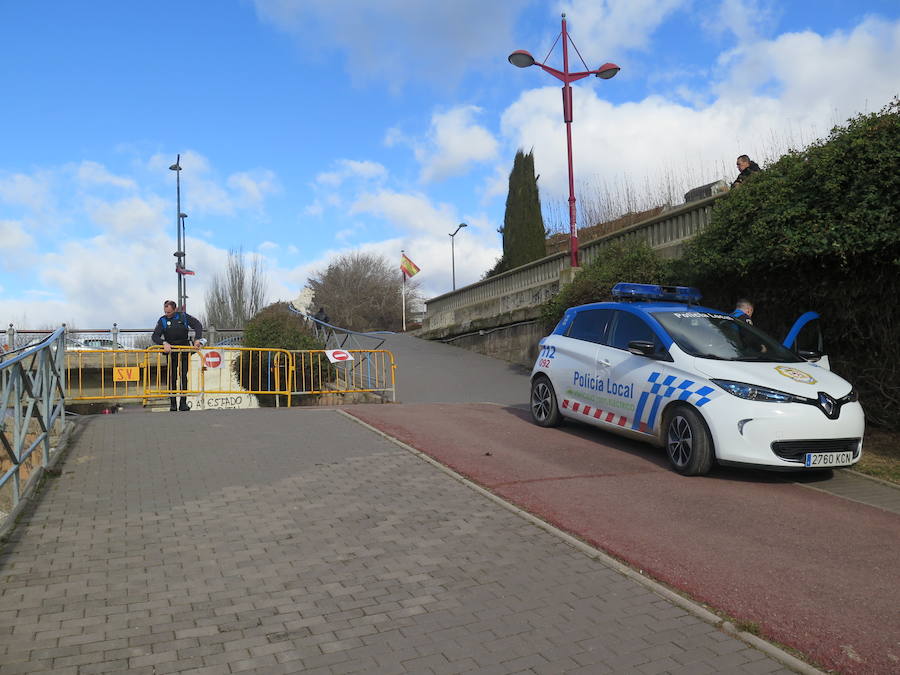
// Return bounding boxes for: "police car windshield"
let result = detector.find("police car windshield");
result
[652,311,803,363]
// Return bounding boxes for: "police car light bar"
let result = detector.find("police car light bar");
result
[612,282,702,303]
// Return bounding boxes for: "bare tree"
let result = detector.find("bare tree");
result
[204,249,269,329]
[308,252,421,332]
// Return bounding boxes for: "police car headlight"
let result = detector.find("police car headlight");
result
[712,379,804,403]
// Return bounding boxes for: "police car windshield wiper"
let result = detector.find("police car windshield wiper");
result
[693,352,726,360]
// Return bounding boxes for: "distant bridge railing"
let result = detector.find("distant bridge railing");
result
[422,193,722,334]
[1,328,68,527]
[4,325,243,352]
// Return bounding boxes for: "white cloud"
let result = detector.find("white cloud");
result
[259,241,278,251]
[482,163,511,203]
[0,171,55,213]
[315,160,387,188]
[0,219,33,252]
[304,200,324,216]
[75,161,137,190]
[416,106,499,183]
[702,0,778,43]
[251,0,521,91]
[228,170,281,207]
[147,150,280,216]
[85,195,168,234]
[556,0,688,54]
[350,190,459,236]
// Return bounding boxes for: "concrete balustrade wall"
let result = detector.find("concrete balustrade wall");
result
[419,193,723,365]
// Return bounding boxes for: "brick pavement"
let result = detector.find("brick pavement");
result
[0,408,798,674]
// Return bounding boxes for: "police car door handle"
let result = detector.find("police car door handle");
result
[597,358,611,367]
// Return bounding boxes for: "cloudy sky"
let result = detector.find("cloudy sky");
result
[2,0,898,328]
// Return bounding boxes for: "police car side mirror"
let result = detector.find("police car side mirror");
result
[798,349,822,362]
[627,340,673,362]
[628,341,657,357]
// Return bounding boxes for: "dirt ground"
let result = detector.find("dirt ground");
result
[857,427,900,484]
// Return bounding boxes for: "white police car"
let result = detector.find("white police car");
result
[530,283,864,475]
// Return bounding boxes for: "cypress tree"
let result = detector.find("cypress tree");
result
[500,150,546,272]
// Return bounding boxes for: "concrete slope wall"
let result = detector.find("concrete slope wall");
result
[421,193,722,346]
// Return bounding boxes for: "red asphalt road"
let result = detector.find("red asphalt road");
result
[347,402,900,675]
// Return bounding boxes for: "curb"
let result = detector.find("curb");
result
[339,408,825,675]
[846,468,900,490]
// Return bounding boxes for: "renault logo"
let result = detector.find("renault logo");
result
[818,392,837,418]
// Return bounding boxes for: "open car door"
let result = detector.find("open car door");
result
[783,311,829,370]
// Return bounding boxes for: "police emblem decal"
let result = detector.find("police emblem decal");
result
[774,365,817,384]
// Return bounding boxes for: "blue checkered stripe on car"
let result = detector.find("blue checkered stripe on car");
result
[631,372,716,432]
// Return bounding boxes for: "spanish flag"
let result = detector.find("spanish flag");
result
[400,253,420,279]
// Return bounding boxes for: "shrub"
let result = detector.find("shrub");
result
[541,242,667,327]
[237,302,330,406]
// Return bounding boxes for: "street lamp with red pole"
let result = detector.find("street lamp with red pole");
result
[509,13,619,268]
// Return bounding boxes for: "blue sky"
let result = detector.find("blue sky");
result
[2,0,898,328]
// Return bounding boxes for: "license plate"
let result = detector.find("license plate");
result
[804,451,853,467]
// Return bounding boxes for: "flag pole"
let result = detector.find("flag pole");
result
[401,249,407,332]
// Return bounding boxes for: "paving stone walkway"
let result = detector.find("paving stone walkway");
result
[0,408,797,674]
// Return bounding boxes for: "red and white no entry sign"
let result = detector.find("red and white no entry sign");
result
[325,349,354,364]
[204,350,223,368]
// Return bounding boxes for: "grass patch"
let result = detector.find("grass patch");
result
[855,428,900,484]
[734,619,761,636]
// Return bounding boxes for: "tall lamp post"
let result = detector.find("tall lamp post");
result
[449,222,467,290]
[509,13,619,268]
[169,156,190,310]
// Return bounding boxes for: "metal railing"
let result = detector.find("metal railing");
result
[64,346,293,405]
[63,346,396,406]
[4,324,244,352]
[291,349,396,401]
[1,327,68,523]
[286,304,395,351]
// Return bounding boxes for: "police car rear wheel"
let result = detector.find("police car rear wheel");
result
[664,405,712,476]
[531,376,561,427]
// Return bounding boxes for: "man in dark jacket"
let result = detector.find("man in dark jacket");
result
[731,154,761,188]
[151,300,203,411]
[731,298,755,325]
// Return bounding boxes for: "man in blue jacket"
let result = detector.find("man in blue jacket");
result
[151,300,203,411]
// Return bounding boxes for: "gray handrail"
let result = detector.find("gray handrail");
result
[1,327,69,527]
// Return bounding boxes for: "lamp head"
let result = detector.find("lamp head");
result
[508,50,535,68]
[169,163,181,171]
[595,62,620,79]
[179,212,188,219]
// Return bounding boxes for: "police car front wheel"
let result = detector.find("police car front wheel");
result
[663,405,713,476]
[530,376,562,428]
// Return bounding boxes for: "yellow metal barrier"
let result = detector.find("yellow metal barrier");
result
[64,347,395,407]
[66,346,293,407]
[65,348,155,402]
[290,349,396,401]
